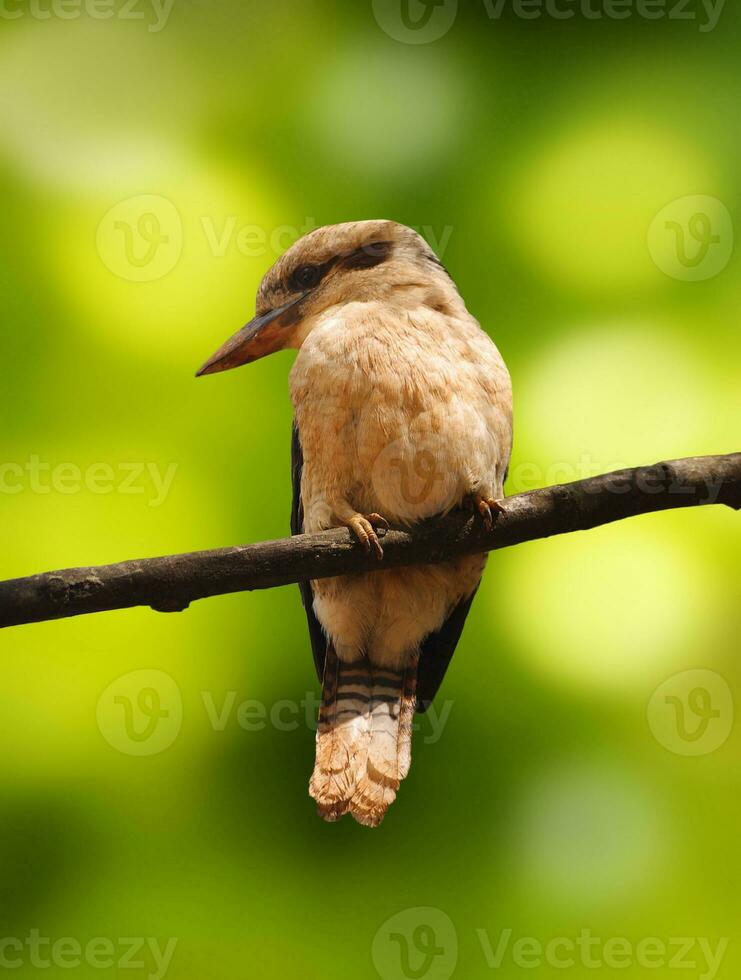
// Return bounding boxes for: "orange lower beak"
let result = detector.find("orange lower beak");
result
[196,296,303,377]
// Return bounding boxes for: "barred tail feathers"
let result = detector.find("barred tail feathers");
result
[349,656,418,827]
[309,651,419,827]
[309,648,372,821]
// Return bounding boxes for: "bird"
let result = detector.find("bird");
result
[196,220,513,826]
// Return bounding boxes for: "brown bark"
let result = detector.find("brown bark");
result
[0,453,738,630]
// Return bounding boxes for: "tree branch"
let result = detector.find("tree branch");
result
[0,453,738,630]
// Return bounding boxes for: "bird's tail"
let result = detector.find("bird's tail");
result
[309,648,371,822]
[349,655,418,827]
[309,648,418,827]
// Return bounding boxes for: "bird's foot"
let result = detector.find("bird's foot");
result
[464,493,506,531]
[346,513,389,560]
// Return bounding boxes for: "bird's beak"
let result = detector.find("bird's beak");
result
[195,295,305,377]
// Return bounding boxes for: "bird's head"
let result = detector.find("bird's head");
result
[195,219,453,376]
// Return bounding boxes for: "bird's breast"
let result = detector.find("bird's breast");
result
[290,305,511,525]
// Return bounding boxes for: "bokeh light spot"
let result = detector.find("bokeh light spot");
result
[513,762,664,904]
[513,325,727,481]
[311,44,466,176]
[0,19,203,189]
[495,515,719,694]
[48,165,283,365]
[506,121,714,290]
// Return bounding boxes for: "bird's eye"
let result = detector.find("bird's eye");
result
[292,265,321,291]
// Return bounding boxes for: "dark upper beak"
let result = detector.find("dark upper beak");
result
[195,294,305,377]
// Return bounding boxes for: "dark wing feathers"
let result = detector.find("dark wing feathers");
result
[291,423,327,681]
[415,588,478,713]
[291,420,477,709]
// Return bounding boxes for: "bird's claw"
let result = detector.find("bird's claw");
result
[348,513,389,560]
[465,494,506,531]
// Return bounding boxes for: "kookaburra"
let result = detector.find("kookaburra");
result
[197,220,513,826]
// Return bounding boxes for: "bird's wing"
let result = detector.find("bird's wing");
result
[415,587,479,713]
[291,421,327,681]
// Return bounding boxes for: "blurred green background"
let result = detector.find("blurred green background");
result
[1,1,740,977]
